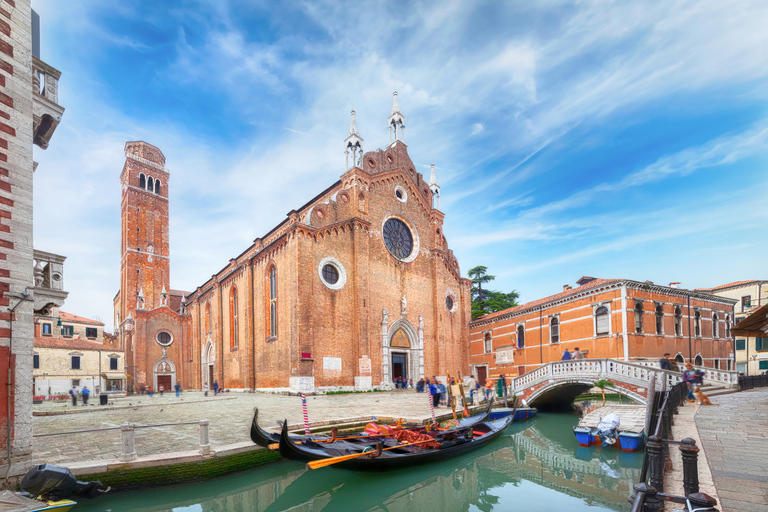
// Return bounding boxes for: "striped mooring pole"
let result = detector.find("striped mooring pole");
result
[427,388,437,424]
[301,393,311,435]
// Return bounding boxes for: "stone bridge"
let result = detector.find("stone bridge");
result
[508,359,738,408]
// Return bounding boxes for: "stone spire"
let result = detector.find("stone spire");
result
[388,91,405,144]
[429,163,440,209]
[137,287,145,310]
[344,110,364,171]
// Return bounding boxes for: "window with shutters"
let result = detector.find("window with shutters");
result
[41,323,51,335]
[86,327,97,338]
[33,354,39,369]
[756,337,767,352]
[71,356,81,370]
[595,306,609,336]
[735,339,746,351]
[110,357,119,371]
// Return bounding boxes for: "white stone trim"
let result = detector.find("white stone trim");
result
[381,214,420,263]
[394,185,408,203]
[318,257,347,290]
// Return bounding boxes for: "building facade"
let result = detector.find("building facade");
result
[113,141,190,394]
[0,2,67,464]
[697,280,768,375]
[469,277,737,385]
[183,96,472,392]
[34,307,125,396]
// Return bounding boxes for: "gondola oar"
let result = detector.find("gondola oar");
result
[307,438,437,470]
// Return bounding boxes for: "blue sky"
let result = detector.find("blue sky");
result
[32,0,768,330]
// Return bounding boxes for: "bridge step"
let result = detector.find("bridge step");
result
[703,388,739,398]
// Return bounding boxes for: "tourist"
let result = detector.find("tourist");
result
[69,385,78,406]
[147,385,153,397]
[428,379,439,408]
[81,386,90,406]
[437,381,447,405]
[467,374,478,402]
[416,378,424,393]
[203,382,209,397]
[175,380,182,397]
[572,347,584,360]
[140,385,146,395]
[485,378,494,402]
[561,349,572,361]
[682,363,703,402]
[213,381,219,396]
[659,353,673,371]
[159,385,164,397]
[408,379,414,389]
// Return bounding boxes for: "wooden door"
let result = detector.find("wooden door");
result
[477,366,487,386]
[157,375,172,391]
[208,365,214,386]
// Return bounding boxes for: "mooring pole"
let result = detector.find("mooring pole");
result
[680,437,700,497]
[646,435,665,493]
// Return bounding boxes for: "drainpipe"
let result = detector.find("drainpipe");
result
[687,294,692,363]
[249,260,256,390]
[620,284,629,361]
[538,307,543,364]
[218,279,224,386]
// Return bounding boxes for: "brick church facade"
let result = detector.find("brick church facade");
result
[115,94,472,393]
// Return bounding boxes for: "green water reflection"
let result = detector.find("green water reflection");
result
[76,413,642,512]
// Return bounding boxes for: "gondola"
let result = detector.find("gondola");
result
[250,399,494,449]
[279,413,515,470]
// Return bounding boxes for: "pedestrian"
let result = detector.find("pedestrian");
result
[159,385,164,397]
[572,347,584,360]
[416,378,424,393]
[147,385,153,397]
[467,374,478,403]
[203,382,209,397]
[140,385,146,395]
[70,385,78,406]
[561,349,572,360]
[437,381,447,405]
[683,363,699,402]
[408,379,414,389]
[485,378,494,402]
[659,353,673,371]
[428,379,439,408]
[81,386,90,406]
[213,381,219,396]
[174,380,182,397]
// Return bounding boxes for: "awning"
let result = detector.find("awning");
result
[101,373,127,380]
[732,304,768,337]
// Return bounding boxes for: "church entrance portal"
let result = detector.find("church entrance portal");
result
[157,375,172,392]
[392,353,407,380]
[208,366,214,387]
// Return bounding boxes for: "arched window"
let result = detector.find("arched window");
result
[229,287,238,349]
[725,315,731,338]
[268,266,277,339]
[139,173,146,189]
[694,354,703,366]
[550,316,559,344]
[712,313,719,338]
[484,332,492,354]
[694,309,701,337]
[155,179,161,194]
[517,324,525,348]
[674,306,683,336]
[147,176,154,192]
[595,306,609,336]
[634,301,644,334]
[675,353,685,364]
[655,303,664,335]
[205,303,211,333]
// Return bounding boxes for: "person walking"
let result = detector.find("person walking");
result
[203,382,209,397]
[561,349,572,361]
[140,385,146,395]
[81,386,90,406]
[428,379,439,408]
[70,385,78,406]
[572,347,584,360]
[174,380,182,398]
[683,363,699,402]
[437,381,447,406]
[212,381,219,396]
[467,374,478,403]
[659,353,673,371]
[159,385,164,397]
[485,378,494,402]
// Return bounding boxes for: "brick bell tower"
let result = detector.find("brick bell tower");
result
[115,141,170,390]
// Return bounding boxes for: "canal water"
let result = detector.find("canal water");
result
[76,412,642,512]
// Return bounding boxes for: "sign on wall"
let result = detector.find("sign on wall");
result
[496,346,515,365]
[323,357,342,371]
[359,355,371,375]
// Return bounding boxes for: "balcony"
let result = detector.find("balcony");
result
[32,250,68,315]
[32,56,64,150]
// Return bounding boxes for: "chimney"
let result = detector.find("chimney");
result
[563,285,572,292]
[669,282,680,289]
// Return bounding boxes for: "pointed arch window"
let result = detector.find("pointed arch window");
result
[655,303,664,335]
[595,305,610,336]
[230,287,238,349]
[139,173,146,189]
[674,306,683,336]
[268,266,277,339]
[155,179,161,194]
[725,315,731,338]
[694,309,701,337]
[550,316,560,344]
[205,303,211,333]
[483,332,492,354]
[148,177,154,192]
[634,301,644,334]
[517,324,525,348]
[712,312,719,339]
[694,354,703,366]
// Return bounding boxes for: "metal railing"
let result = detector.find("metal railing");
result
[629,382,719,511]
[738,374,768,390]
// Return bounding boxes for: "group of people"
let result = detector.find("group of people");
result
[137,380,185,397]
[69,385,89,406]
[659,352,705,402]
[392,376,414,389]
[561,347,585,360]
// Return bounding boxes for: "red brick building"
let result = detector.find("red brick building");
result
[113,142,190,393]
[469,277,737,384]
[184,97,472,392]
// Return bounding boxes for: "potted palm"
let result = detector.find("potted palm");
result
[593,379,615,406]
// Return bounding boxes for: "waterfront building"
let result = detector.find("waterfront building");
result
[469,277,737,384]
[33,307,126,396]
[0,2,68,464]
[694,280,768,375]
[182,95,472,392]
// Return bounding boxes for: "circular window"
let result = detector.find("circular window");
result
[318,257,347,290]
[383,218,414,260]
[445,290,458,313]
[446,295,453,311]
[322,264,339,284]
[394,185,407,203]
[156,331,173,346]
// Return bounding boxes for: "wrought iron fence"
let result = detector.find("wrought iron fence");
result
[738,374,768,390]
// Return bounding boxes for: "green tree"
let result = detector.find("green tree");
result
[468,266,520,319]
[593,379,615,406]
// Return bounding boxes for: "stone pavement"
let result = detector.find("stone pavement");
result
[694,388,768,512]
[31,390,450,465]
